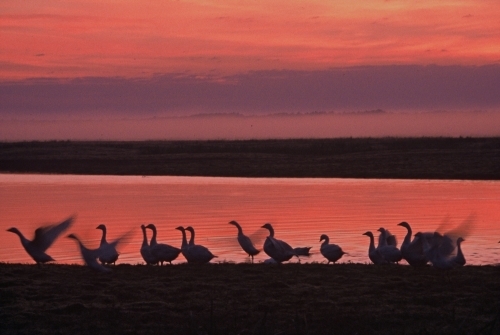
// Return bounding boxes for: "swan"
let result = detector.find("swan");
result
[416,232,465,269]
[67,233,112,273]
[261,223,297,263]
[319,234,346,264]
[397,221,430,266]
[6,216,74,265]
[228,220,260,263]
[145,224,181,265]
[362,231,388,265]
[175,226,216,264]
[95,224,119,265]
[140,224,157,265]
[376,228,402,263]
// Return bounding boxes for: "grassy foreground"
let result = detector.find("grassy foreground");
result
[1,263,499,335]
[1,137,500,179]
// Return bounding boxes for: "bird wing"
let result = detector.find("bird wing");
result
[33,216,74,252]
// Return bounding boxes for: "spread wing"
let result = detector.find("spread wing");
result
[33,216,75,252]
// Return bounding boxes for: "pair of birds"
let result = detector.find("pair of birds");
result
[141,224,216,265]
[229,221,346,264]
[6,217,122,273]
[364,221,466,269]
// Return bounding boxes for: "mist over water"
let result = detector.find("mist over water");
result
[1,110,499,140]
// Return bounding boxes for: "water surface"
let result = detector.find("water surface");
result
[1,174,499,265]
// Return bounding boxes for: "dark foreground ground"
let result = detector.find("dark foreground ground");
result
[1,137,500,179]
[1,263,499,335]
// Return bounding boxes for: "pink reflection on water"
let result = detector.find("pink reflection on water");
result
[1,174,499,266]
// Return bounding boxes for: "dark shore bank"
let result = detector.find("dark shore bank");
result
[1,137,500,179]
[1,263,499,335]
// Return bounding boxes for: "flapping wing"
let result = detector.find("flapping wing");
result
[33,216,75,252]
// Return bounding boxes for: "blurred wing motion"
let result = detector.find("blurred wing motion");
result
[6,216,75,264]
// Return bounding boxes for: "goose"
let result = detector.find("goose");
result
[362,231,388,265]
[176,226,216,264]
[378,227,397,247]
[261,223,297,263]
[67,233,112,273]
[145,224,181,265]
[6,216,74,265]
[96,224,119,265]
[397,221,430,266]
[376,228,402,263]
[416,232,465,270]
[319,234,346,264]
[228,220,260,263]
[140,224,157,265]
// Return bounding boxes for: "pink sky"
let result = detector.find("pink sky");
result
[1,1,500,139]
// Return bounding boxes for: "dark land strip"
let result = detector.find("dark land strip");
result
[1,137,500,179]
[1,263,499,335]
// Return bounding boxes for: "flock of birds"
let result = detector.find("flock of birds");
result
[6,216,486,273]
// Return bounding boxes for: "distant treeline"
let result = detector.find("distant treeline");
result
[1,137,499,179]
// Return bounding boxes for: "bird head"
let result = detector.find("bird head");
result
[261,223,272,230]
[185,226,194,233]
[228,220,238,226]
[175,226,185,231]
[96,224,106,230]
[319,234,328,242]
[362,231,373,238]
[6,227,19,234]
[145,223,156,230]
[397,221,410,228]
[66,233,78,240]
[457,237,465,243]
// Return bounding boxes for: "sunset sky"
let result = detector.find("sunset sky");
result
[1,0,500,139]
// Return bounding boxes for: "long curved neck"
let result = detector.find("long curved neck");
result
[179,229,188,248]
[368,235,376,251]
[234,223,243,236]
[100,227,107,244]
[141,228,148,247]
[456,240,463,257]
[188,229,195,245]
[267,226,274,238]
[402,226,412,246]
[150,227,157,245]
[10,229,29,244]
[322,236,330,246]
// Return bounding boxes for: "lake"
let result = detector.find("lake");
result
[1,174,499,265]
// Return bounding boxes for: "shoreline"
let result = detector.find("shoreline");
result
[1,263,499,334]
[1,137,500,180]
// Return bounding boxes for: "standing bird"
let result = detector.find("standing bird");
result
[185,226,217,264]
[228,220,260,263]
[96,224,119,265]
[6,216,74,265]
[261,223,297,263]
[363,231,388,265]
[140,224,157,265]
[397,221,430,266]
[145,224,181,265]
[376,227,402,263]
[319,234,346,264]
[67,233,112,273]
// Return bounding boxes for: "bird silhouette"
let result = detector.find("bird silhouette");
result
[6,216,74,265]
[228,220,260,263]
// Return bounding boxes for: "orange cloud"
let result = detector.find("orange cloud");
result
[1,0,499,79]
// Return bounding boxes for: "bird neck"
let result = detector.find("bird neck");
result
[141,228,148,247]
[150,227,157,245]
[179,230,188,248]
[402,226,412,245]
[100,228,107,244]
[188,230,195,245]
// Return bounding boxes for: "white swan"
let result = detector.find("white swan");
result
[228,220,260,263]
[140,224,157,265]
[6,216,74,265]
[397,221,430,266]
[96,224,119,265]
[416,232,465,269]
[175,226,216,264]
[261,223,297,263]
[67,233,112,273]
[362,231,388,265]
[319,234,346,264]
[376,228,402,263]
[145,224,181,265]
